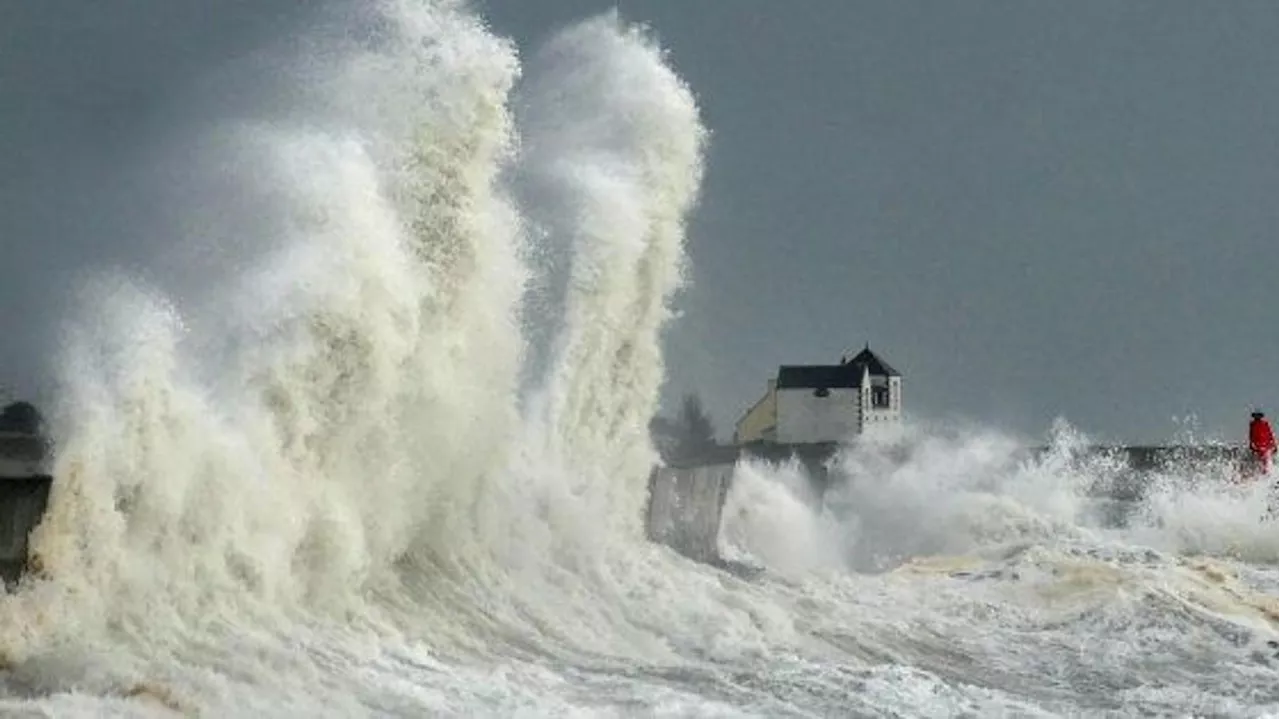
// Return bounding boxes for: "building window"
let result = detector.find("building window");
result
[872,386,890,408]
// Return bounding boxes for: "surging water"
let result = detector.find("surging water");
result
[1,0,738,705]
[719,422,1277,716]
[517,13,704,537]
[24,1,528,629]
[0,1,1275,716]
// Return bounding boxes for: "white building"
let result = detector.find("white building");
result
[734,345,902,445]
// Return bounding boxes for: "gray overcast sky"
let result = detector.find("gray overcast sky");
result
[1,1,1275,444]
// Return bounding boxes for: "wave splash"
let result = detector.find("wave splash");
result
[0,2,1274,715]
[721,419,1278,575]
[0,1,707,670]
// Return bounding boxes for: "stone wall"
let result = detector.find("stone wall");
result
[645,463,734,565]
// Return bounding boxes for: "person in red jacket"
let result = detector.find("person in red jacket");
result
[1247,410,1276,476]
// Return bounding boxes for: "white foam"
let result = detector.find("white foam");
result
[0,2,1273,716]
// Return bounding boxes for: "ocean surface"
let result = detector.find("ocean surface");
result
[1,3,1275,716]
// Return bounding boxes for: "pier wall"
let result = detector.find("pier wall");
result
[645,463,734,564]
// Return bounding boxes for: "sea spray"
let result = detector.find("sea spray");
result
[7,0,527,654]
[2,1,721,668]
[388,12,717,660]
[0,2,1269,714]
[519,14,706,537]
[720,418,1277,575]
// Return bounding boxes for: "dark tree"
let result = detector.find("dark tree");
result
[676,394,715,455]
[0,401,44,435]
[649,415,679,461]
[650,393,717,463]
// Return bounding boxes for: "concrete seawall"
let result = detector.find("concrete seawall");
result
[645,463,734,565]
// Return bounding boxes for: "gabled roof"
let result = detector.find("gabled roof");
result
[774,345,900,390]
[776,364,865,389]
[768,345,901,388]
[842,346,900,377]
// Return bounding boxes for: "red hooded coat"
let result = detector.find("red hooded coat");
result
[1249,417,1276,457]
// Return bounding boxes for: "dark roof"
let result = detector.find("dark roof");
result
[842,346,900,377]
[776,364,864,389]
[774,346,900,390]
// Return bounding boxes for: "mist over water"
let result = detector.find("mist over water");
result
[0,2,1275,716]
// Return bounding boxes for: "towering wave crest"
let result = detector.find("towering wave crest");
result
[518,13,705,536]
[0,0,713,671]
[404,14,720,663]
